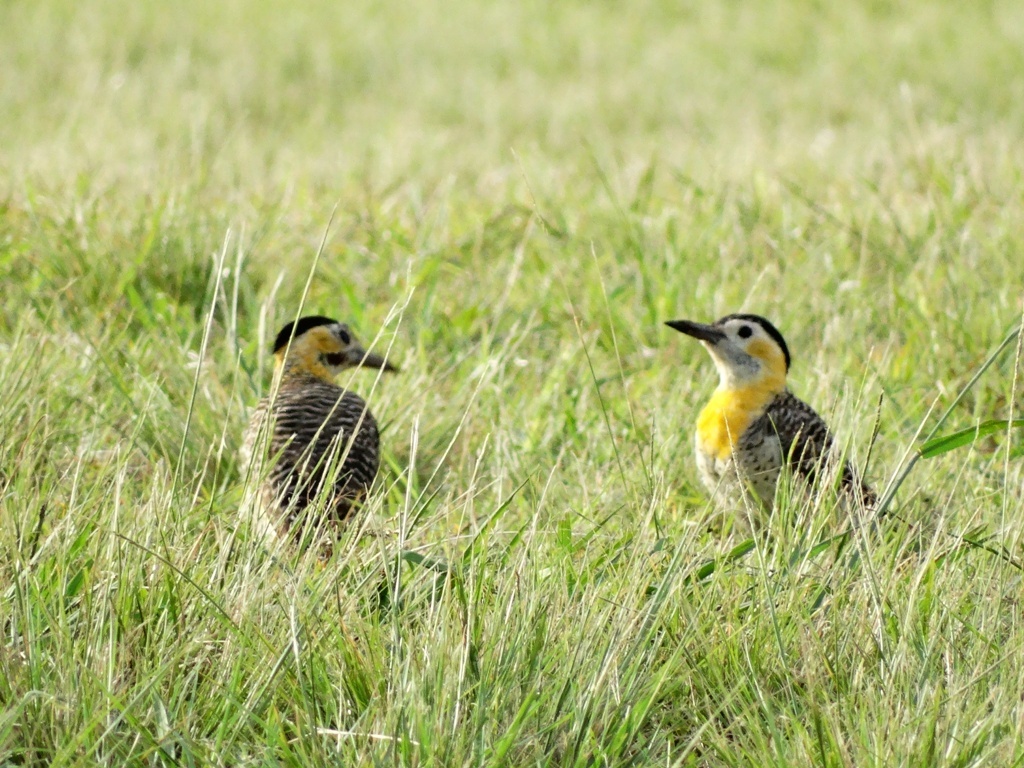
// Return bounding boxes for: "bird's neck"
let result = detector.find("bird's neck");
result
[275,352,335,384]
[696,374,786,460]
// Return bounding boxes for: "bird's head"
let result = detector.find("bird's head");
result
[273,315,399,381]
[666,313,790,392]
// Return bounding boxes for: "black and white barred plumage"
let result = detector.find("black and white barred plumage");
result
[242,374,382,533]
[755,389,875,507]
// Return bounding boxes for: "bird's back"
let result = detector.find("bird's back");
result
[242,372,382,534]
[754,390,875,507]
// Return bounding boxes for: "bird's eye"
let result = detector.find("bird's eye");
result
[338,329,351,345]
[737,325,753,339]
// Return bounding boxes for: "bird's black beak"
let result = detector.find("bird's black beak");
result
[665,319,726,344]
[346,347,399,373]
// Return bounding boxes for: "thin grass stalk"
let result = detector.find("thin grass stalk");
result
[872,322,1022,519]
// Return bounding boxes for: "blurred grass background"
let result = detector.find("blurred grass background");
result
[2,0,1024,765]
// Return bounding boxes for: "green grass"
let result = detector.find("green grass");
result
[2,0,1024,764]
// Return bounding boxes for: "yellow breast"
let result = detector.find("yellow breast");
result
[696,382,782,460]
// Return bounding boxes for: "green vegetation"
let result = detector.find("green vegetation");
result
[2,0,1024,764]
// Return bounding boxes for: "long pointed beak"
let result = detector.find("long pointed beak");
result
[346,347,399,373]
[665,319,725,344]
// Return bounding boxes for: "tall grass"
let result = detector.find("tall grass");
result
[2,0,1024,764]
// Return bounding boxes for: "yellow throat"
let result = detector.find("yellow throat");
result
[696,369,786,460]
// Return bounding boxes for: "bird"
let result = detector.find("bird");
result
[666,313,875,515]
[240,315,398,546]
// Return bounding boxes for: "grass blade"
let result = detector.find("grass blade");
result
[918,419,1024,459]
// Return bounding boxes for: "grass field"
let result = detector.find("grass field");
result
[2,0,1024,764]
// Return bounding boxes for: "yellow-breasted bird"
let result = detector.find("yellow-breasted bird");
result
[240,315,398,543]
[666,313,875,512]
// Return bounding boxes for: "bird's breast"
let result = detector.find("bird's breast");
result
[695,386,779,461]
